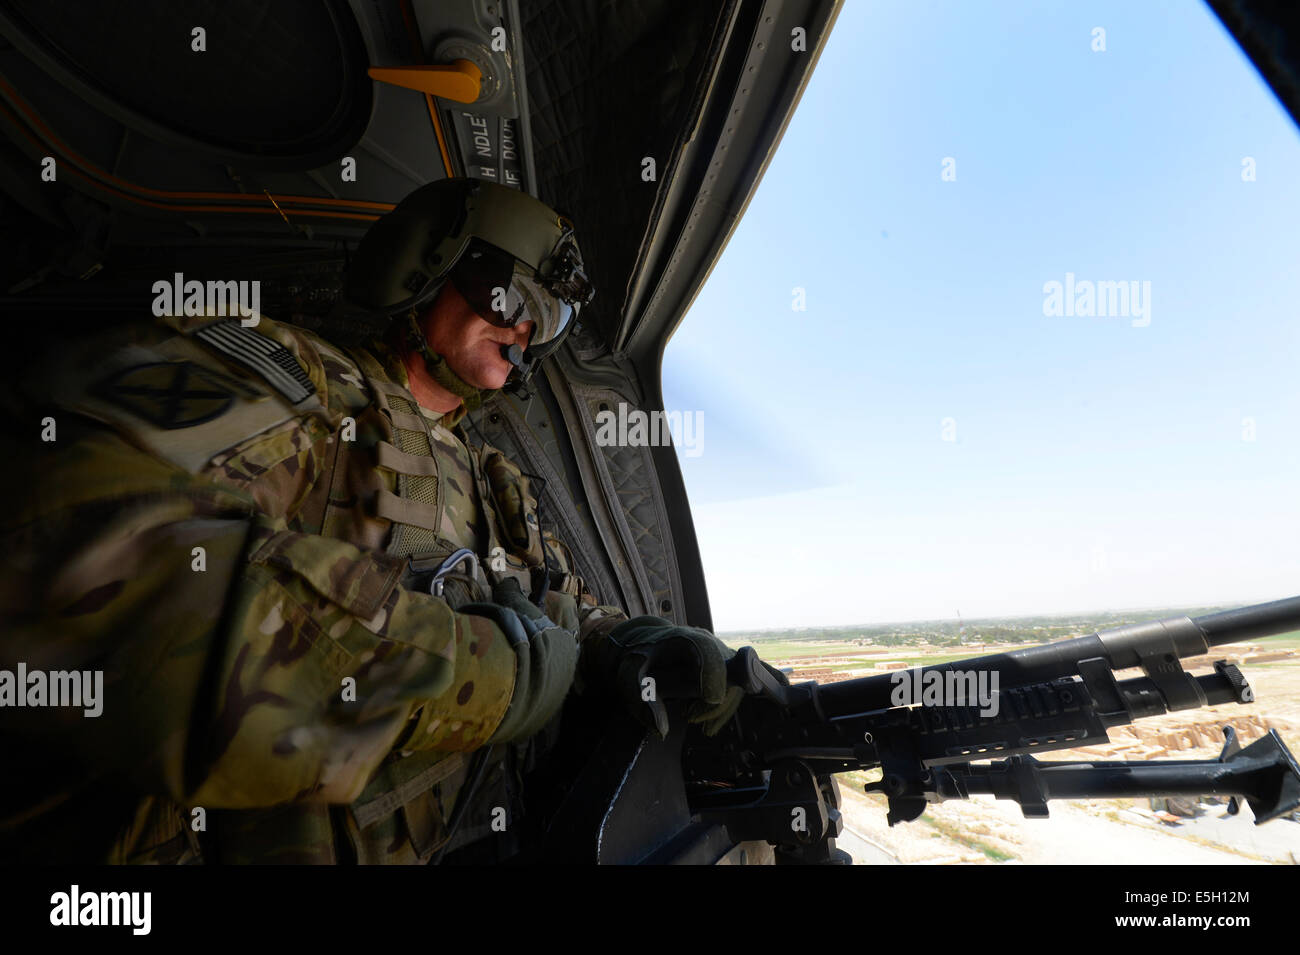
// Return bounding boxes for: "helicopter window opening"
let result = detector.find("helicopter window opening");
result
[662,2,1300,638]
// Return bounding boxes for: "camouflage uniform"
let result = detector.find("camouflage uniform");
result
[0,311,622,864]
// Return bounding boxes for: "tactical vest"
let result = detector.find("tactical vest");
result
[333,346,544,595]
[315,344,558,863]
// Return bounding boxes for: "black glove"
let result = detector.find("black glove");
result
[581,615,746,738]
[460,578,578,743]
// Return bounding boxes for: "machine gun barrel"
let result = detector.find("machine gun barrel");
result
[1194,594,1300,644]
[813,594,1300,721]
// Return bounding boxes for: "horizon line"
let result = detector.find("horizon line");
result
[713,596,1284,637]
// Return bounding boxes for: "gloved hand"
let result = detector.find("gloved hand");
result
[580,615,747,739]
[460,577,578,743]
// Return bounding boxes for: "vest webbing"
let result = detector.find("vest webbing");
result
[347,349,452,560]
[343,347,528,599]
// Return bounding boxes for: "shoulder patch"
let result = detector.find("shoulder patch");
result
[192,320,317,405]
[48,335,306,474]
[95,360,235,430]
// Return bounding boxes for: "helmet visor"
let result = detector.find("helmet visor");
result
[449,240,579,349]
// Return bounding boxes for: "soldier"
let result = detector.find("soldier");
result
[0,178,746,864]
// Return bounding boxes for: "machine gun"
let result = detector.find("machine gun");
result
[533,595,1300,864]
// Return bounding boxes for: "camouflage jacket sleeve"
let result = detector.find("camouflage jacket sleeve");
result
[532,534,626,642]
[0,331,519,816]
[473,437,626,642]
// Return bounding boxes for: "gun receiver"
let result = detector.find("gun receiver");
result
[683,595,1300,860]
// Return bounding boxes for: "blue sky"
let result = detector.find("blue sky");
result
[662,0,1300,630]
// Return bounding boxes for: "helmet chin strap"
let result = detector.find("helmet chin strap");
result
[404,309,490,414]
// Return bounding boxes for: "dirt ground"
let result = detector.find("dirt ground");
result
[835,784,1300,865]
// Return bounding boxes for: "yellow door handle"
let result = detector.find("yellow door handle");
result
[368,59,482,103]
